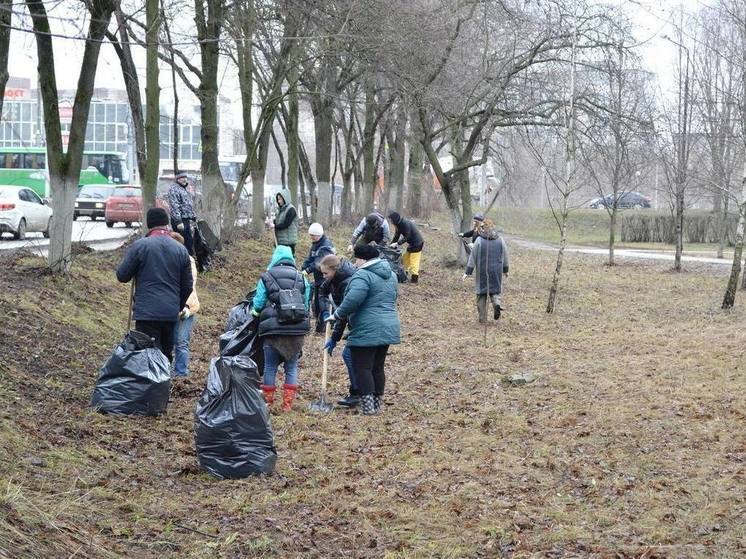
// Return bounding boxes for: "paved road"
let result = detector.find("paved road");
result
[0,218,135,254]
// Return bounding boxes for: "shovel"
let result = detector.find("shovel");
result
[308,319,334,413]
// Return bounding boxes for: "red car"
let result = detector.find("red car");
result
[105,186,169,228]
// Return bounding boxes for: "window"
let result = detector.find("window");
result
[36,154,46,169]
[181,126,190,143]
[22,154,35,168]
[117,104,128,123]
[94,103,105,122]
[106,123,115,142]
[106,103,116,122]
[18,189,31,202]
[26,189,42,204]
[21,104,31,121]
[10,153,22,168]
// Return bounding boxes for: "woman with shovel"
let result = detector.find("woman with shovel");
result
[328,245,400,415]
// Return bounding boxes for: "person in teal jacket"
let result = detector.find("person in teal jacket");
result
[330,244,400,415]
[251,245,311,411]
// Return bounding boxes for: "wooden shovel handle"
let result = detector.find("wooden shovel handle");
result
[127,280,135,332]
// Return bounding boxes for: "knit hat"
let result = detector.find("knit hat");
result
[388,211,402,225]
[308,222,324,236]
[146,207,170,228]
[473,213,484,222]
[176,171,188,180]
[353,244,380,261]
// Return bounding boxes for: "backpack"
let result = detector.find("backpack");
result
[265,271,308,324]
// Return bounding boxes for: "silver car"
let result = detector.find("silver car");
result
[0,185,54,240]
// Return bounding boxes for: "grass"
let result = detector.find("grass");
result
[488,207,734,258]
[1,220,745,557]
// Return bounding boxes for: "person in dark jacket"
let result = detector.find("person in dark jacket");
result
[347,212,391,252]
[318,254,359,407]
[388,211,424,283]
[462,219,509,323]
[116,207,193,361]
[301,222,335,333]
[272,188,298,255]
[251,245,311,411]
[167,172,196,255]
[329,244,400,415]
[457,213,485,241]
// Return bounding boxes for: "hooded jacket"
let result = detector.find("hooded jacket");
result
[319,259,356,342]
[389,213,424,252]
[464,228,509,296]
[301,234,335,285]
[252,245,311,336]
[333,258,400,347]
[274,188,298,246]
[350,212,391,246]
[167,181,195,222]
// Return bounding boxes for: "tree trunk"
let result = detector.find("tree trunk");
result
[407,117,423,217]
[312,99,333,225]
[299,141,317,222]
[196,0,227,238]
[287,81,300,206]
[717,194,729,259]
[161,0,178,177]
[674,189,684,271]
[109,10,146,183]
[608,206,617,266]
[0,0,12,118]
[26,0,115,273]
[143,0,160,219]
[361,83,376,213]
[341,171,353,221]
[547,205,569,313]
[389,107,406,212]
[722,169,746,308]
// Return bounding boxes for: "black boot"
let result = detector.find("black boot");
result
[494,304,501,320]
[337,392,361,407]
[360,394,377,415]
[410,274,419,284]
[373,394,384,412]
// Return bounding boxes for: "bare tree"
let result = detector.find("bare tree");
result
[0,0,12,117]
[25,0,117,273]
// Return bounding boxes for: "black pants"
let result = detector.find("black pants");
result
[135,320,177,362]
[312,283,330,333]
[350,345,389,396]
[171,218,194,255]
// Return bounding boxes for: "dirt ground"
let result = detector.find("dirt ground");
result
[0,223,744,558]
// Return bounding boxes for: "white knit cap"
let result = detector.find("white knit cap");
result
[308,222,324,236]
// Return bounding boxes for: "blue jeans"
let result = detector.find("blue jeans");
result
[172,314,195,376]
[342,345,357,394]
[263,343,299,386]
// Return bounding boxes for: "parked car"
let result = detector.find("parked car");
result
[105,185,169,228]
[0,185,53,240]
[74,184,116,220]
[590,191,652,209]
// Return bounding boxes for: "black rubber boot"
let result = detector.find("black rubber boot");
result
[410,274,419,284]
[360,394,377,415]
[373,394,384,412]
[494,304,501,320]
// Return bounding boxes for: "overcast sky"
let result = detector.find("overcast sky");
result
[6,0,705,111]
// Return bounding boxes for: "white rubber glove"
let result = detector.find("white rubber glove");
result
[176,222,185,232]
[461,274,468,282]
[179,308,192,320]
[347,244,354,253]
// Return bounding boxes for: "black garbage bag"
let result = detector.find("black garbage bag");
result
[375,243,408,283]
[219,308,264,372]
[225,290,256,333]
[193,225,212,273]
[195,316,276,478]
[91,330,171,416]
[197,219,222,253]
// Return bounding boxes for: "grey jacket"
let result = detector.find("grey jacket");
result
[167,182,196,222]
[465,231,509,295]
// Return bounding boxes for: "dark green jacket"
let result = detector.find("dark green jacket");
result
[333,259,400,347]
[274,188,298,246]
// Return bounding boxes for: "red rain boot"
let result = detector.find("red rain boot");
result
[261,385,276,407]
[282,384,298,412]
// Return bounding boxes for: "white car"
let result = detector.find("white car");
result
[0,185,53,240]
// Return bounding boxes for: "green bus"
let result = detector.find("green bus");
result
[0,147,130,199]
